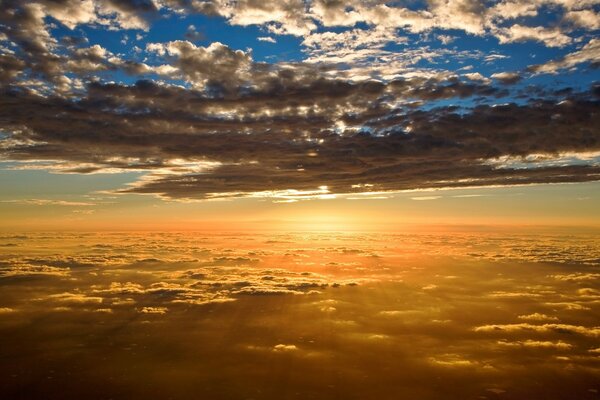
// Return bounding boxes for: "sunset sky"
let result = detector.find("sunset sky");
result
[1,3,600,399]
[0,0,599,230]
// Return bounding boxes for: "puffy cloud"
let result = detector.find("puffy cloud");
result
[518,313,560,321]
[0,0,162,83]
[0,0,599,202]
[463,72,491,83]
[487,0,539,21]
[43,0,97,29]
[564,9,600,30]
[98,0,161,30]
[528,38,600,74]
[428,0,487,35]
[0,54,26,84]
[192,0,315,36]
[491,71,522,84]
[494,25,572,47]
[2,71,598,200]
[147,41,253,91]
[257,36,276,43]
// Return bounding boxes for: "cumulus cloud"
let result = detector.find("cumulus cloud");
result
[0,0,599,201]
[494,25,572,47]
[146,41,253,91]
[564,9,600,30]
[491,71,522,84]
[518,313,559,322]
[528,38,600,74]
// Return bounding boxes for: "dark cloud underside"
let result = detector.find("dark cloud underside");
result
[0,0,599,199]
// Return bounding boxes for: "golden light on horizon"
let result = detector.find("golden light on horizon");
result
[1,0,600,398]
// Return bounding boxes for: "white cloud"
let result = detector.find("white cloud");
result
[257,36,276,43]
[494,25,572,47]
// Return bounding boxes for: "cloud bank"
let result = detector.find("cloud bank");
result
[0,0,599,200]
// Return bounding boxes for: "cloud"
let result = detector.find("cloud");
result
[411,196,442,201]
[0,0,599,201]
[301,27,407,65]
[46,292,103,304]
[4,77,597,200]
[0,262,70,278]
[1,230,600,400]
[257,36,276,43]
[272,344,298,352]
[494,24,572,47]
[1,199,95,206]
[588,347,600,354]
[564,9,600,30]
[146,41,253,91]
[549,273,600,282]
[474,323,600,337]
[463,72,490,83]
[528,38,600,74]
[94,281,145,294]
[518,313,560,322]
[429,354,478,367]
[0,0,162,86]
[497,339,573,350]
[491,71,522,85]
[184,25,205,42]
[138,306,168,314]
[437,34,457,45]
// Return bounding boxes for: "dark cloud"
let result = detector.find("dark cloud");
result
[0,2,599,199]
[146,40,254,91]
[1,76,598,199]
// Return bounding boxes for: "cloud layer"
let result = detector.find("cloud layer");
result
[0,0,599,200]
[0,231,599,399]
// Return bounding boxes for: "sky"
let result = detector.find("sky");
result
[1,4,600,397]
[1,0,600,230]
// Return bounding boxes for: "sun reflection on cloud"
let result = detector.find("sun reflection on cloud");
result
[0,230,599,398]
